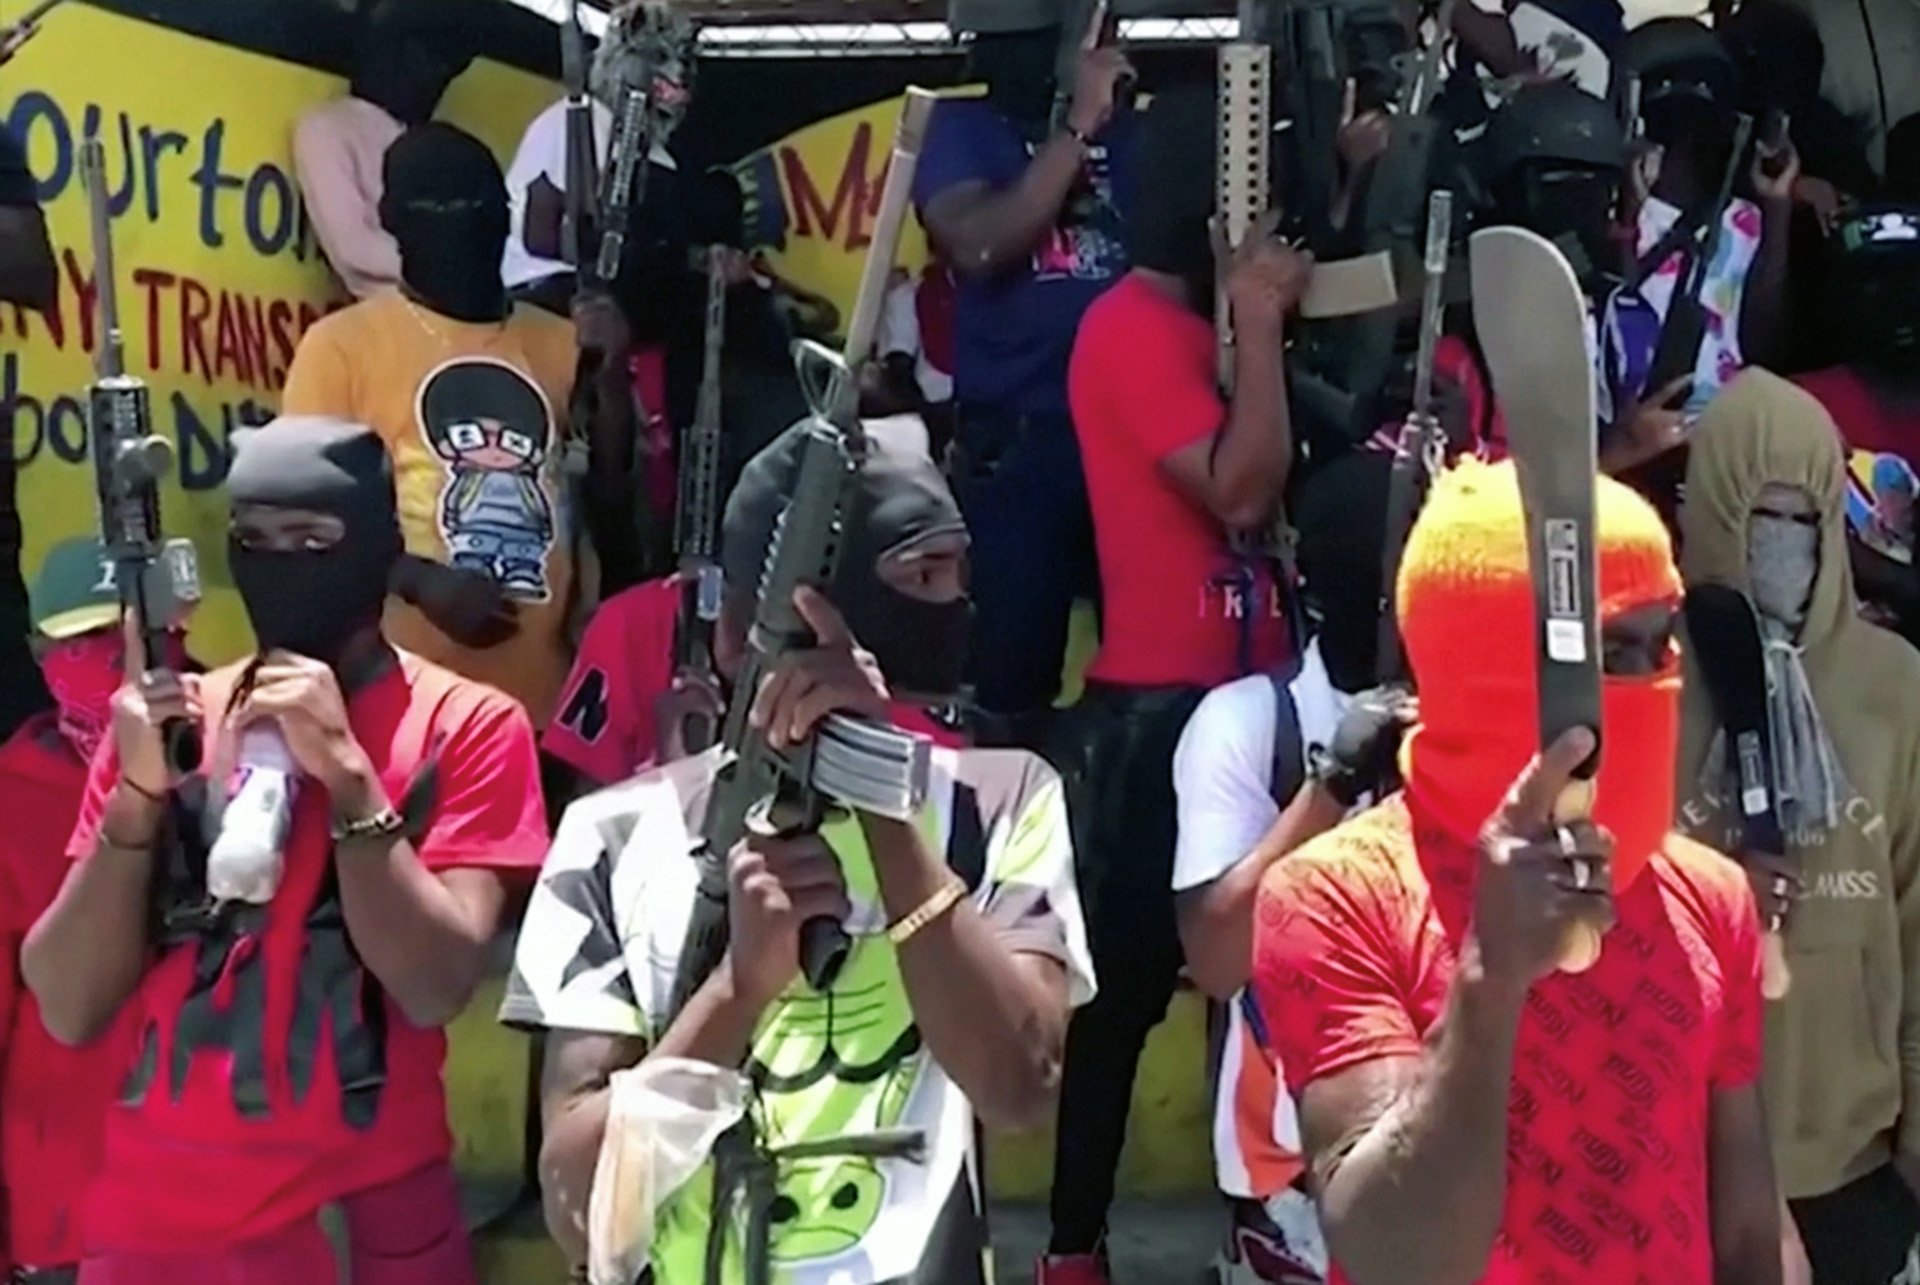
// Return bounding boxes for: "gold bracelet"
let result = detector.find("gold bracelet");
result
[887,880,966,946]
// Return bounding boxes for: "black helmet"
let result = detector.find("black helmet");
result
[1485,82,1627,185]
[1617,18,1737,114]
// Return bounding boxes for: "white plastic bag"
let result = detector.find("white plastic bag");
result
[588,1057,749,1285]
[206,724,295,904]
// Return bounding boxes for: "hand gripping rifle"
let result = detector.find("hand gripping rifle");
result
[670,250,729,753]
[81,138,200,774]
[675,91,940,1285]
[664,88,942,1029]
[1642,112,1753,397]
[1375,188,1452,685]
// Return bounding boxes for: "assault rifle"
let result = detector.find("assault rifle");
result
[664,88,941,1028]
[559,0,595,274]
[670,250,729,753]
[672,91,941,1285]
[81,138,200,773]
[1376,188,1452,685]
[1643,111,1754,396]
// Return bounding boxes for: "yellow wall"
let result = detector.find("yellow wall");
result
[2,5,555,665]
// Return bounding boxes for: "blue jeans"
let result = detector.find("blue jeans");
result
[949,406,1097,734]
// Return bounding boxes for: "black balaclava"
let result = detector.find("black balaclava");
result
[1293,451,1393,693]
[351,0,476,127]
[226,418,403,665]
[380,123,510,323]
[1129,82,1216,314]
[722,416,972,700]
[969,28,1061,135]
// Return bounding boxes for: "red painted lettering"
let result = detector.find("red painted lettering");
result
[179,275,213,384]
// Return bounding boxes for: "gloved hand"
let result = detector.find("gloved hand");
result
[1312,685,1418,807]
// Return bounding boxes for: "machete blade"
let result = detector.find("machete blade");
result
[1472,224,1603,971]
[1471,226,1603,791]
[1684,581,1793,997]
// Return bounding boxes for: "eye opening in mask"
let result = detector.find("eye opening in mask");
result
[1602,597,1680,676]
[231,504,345,555]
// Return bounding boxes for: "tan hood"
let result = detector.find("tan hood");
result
[1680,370,1853,650]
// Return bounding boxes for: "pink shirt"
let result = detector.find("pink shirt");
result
[293,97,404,300]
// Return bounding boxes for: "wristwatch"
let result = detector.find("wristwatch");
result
[332,806,404,845]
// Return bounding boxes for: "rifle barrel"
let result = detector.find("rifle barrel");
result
[80,139,124,381]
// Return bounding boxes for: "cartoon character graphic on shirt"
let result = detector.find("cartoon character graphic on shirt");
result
[1032,143,1124,283]
[418,357,557,600]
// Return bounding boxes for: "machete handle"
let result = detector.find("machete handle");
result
[1762,929,1792,1000]
[1551,777,1604,974]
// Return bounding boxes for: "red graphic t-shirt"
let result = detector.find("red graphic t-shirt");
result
[64,653,550,1252]
[0,714,135,1270]
[1069,275,1289,688]
[1253,798,1763,1284]
[544,575,683,787]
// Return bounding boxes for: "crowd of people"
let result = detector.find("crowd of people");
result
[2,0,1920,1282]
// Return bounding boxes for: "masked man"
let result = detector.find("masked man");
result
[911,9,1135,749]
[1253,460,1784,1283]
[504,415,1090,1285]
[0,540,168,1284]
[1171,454,1413,1284]
[1041,82,1308,1285]
[22,420,548,1285]
[292,0,477,300]
[283,122,636,730]
[1674,371,1920,1285]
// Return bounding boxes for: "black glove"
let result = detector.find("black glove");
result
[1310,684,1418,807]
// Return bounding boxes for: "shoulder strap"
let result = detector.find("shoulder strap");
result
[1267,667,1305,808]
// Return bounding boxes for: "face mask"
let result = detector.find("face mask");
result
[226,420,403,666]
[380,126,510,323]
[724,419,974,703]
[40,631,124,762]
[1398,460,1683,891]
[1507,169,1620,281]
[970,30,1059,130]
[1748,512,1818,626]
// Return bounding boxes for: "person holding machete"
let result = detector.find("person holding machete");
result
[1675,369,1920,1284]
[1252,459,1784,1284]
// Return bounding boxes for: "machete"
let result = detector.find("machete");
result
[1471,224,1605,973]
[1685,582,1793,998]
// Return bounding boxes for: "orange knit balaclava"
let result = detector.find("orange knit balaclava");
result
[1398,460,1683,891]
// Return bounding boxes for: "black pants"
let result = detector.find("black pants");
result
[1791,1164,1920,1284]
[1045,683,1204,1255]
[948,406,1097,744]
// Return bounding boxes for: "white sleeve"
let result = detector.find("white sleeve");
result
[500,791,650,1039]
[1171,677,1282,894]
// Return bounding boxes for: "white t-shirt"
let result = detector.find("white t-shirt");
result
[1171,640,1352,1206]
[503,744,1095,1284]
[500,96,677,290]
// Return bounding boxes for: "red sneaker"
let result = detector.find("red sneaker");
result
[1034,1253,1113,1285]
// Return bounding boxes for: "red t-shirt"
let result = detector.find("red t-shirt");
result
[0,715,135,1269]
[543,575,682,787]
[1795,366,1920,468]
[64,653,550,1252]
[1069,275,1288,688]
[1252,798,1763,1284]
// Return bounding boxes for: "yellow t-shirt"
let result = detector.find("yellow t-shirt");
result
[282,292,580,727]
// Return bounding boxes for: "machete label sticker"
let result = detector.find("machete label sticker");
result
[1736,731,1769,817]
[1544,519,1587,663]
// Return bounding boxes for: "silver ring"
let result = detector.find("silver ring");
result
[1557,825,1577,858]
[1571,857,1592,891]
[1772,874,1790,900]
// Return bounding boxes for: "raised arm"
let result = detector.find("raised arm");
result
[919,48,1128,279]
[1158,234,1311,530]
